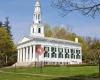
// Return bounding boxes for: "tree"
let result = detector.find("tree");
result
[44,24,53,37]
[4,17,12,37]
[0,27,16,67]
[52,0,100,18]
[0,21,2,27]
[84,37,100,64]
[52,26,68,39]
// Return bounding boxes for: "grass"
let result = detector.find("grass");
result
[0,66,99,80]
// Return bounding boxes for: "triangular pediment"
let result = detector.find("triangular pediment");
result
[18,37,30,44]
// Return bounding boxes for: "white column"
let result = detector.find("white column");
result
[30,46,32,62]
[17,49,19,63]
[69,48,71,60]
[20,49,22,63]
[26,47,29,62]
[23,48,25,62]
[49,46,51,59]
[19,49,21,63]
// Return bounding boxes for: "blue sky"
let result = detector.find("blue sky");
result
[0,0,100,42]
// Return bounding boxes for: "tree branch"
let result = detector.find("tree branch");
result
[52,0,100,18]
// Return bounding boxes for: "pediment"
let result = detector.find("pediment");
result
[18,37,30,44]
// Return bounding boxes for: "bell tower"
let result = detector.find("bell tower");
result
[30,0,44,37]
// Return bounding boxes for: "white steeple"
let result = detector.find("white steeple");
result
[33,0,41,24]
[30,0,44,37]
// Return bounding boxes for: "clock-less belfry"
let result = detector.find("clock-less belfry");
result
[30,0,44,37]
[15,0,82,67]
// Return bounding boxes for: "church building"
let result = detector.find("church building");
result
[16,0,82,66]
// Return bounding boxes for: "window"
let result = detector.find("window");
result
[76,50,80,54]
[58,53,63,58]
[76,49,81,59]
[65,48,69,58]
[58,48,63,52]
[44,52,49,58]
[71,49,75,59]
[71,53,75,59]
[44,47,49,58]
[51,47,56,52]
[65,53,69,58]
[51,47,57,58]
[39,21,41,24]
[58,48,63,58]
[51,52,57,58]
[71,49,75,54]
[38,28,41,33]
[33,28,34,33]
[76,54,80,59]
[38,14,40,20]
[65,48,69,53]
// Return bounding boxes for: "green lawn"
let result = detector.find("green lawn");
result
[0,66,99,80]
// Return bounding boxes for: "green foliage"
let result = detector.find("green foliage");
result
[0,27,16,67]
[52,26,67,39]
[44,24,53,37]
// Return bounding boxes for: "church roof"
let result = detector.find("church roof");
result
[18,36,81,47]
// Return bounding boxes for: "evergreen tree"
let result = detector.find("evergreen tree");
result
[4,17,12,37]
[0,21,2,27]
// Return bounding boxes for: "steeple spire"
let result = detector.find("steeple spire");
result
[33,0,41,24]
[30,0,44,37]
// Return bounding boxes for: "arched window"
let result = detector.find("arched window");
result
[38,28,41,33]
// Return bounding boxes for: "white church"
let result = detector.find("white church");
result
[16,0,82,66]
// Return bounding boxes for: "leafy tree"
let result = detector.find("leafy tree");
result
[0,27,16,67]
[52,0,100,18]
[84,37,100,64]
[44,24,53,37]
[52,26,68,39]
